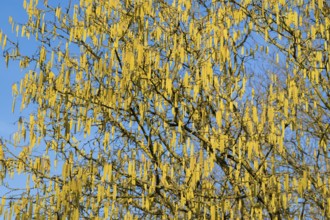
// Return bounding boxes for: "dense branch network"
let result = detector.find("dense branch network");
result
[0,0,329,219]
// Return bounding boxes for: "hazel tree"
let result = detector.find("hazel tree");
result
[0,0,329,219]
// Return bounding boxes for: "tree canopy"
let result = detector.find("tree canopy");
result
[0,0,329,219]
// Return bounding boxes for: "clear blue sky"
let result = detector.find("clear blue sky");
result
[0,1,28,139]
[1,1,73,199]
[0,1,38,198]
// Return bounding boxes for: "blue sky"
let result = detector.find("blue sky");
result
[1,1,77,200]
[0,1,28,139]
[0,1,36,198]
